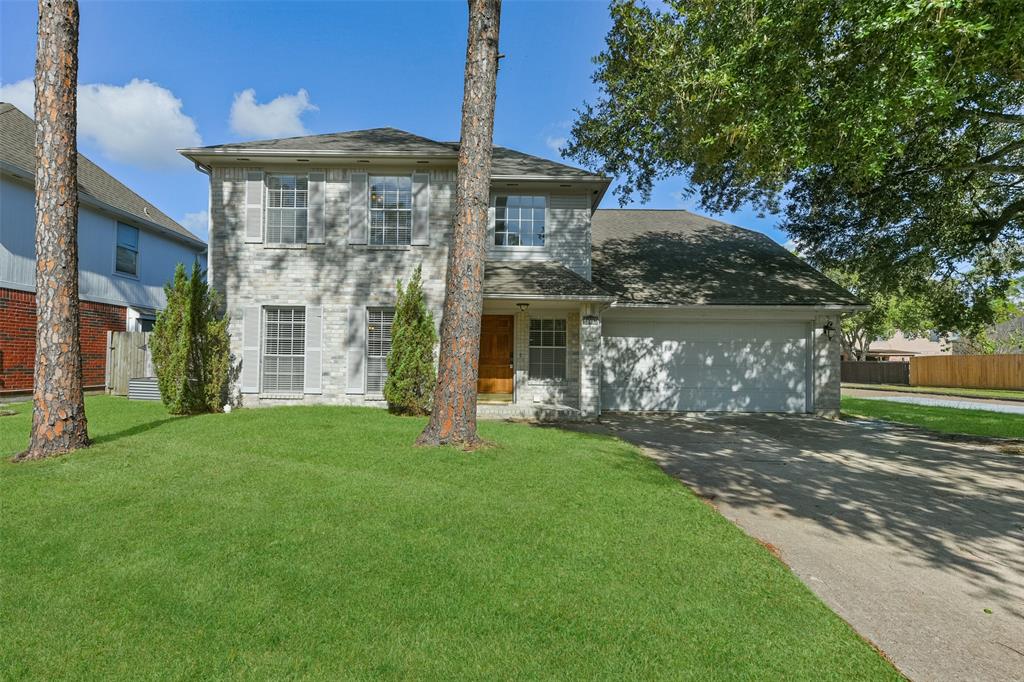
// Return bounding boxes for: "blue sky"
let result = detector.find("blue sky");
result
[0,0,785,244]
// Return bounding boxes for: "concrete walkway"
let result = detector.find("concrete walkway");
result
[845,388,1024,415]
[592,413,1024,681]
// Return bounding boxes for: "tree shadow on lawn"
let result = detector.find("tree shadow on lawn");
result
[565,413,1024,622]
[90,414,193,447]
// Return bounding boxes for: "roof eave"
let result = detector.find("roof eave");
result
[609,301,868,312]
[484,293,617,302]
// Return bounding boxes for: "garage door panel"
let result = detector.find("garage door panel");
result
[602,319,809,413]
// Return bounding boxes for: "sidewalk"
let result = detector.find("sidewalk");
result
[844,388,1024,415]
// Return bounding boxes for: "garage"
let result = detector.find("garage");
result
[601,317,812,413]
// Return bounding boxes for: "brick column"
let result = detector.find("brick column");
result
[579,302,603,419]
[813,313,841,417]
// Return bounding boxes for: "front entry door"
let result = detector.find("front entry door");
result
[478,315,514,398]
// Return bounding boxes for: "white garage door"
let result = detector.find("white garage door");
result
[602,319,810,413]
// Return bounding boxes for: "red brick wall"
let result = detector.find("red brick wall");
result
[0,287,126,394]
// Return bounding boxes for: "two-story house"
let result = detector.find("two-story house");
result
[180,128,860,418]
[1,103,207,397]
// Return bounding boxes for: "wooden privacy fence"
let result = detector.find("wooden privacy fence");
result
[841,361,910,385]
[105,331,154,395]
[910,354,1024,390]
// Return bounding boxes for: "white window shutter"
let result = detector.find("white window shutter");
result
[307,172,325,244]
[411,172,430,246]
[244,171,264,243]
[348,172,368,245]
[304,305,323,393]
[241,306,261,393]
[346,305,365,394]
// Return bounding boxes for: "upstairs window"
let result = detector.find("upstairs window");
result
[115,223,139,276]
[528,318,566,380]
[262,307,305,393]
[366,308,395,393]
[495,195,545,247]
[266,174,308,244]
[369,176,412,245]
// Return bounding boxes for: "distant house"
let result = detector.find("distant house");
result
[863,331,952,362]
[953,316,1024,354]
[0,103,206,396]
[180,127,861,418]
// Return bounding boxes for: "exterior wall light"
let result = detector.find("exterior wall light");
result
[822,320,836,341]
[517,303,529,312]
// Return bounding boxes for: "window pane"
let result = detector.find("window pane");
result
[262,307,306,393]
[117,223,139,249]
[116,246,137,275]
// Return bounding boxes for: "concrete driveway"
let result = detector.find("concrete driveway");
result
[595,413,1024,681]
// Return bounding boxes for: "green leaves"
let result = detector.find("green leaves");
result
[384,265,438,416]
[570,0,1023,330]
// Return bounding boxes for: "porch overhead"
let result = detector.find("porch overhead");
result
[483,261,615,302]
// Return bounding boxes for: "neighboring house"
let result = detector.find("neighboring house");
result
[861,331,951,361]
[0,103,206,396]
[180,128,860,418]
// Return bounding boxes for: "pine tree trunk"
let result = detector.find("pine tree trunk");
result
[417,0,501,447]
[18,0,89,461]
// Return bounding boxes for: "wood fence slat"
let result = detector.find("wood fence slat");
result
[841,361,911,385]
[909,355,1024,390]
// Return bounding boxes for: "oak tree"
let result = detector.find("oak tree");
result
[568,0,1024,332]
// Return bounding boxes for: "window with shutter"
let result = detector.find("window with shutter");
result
[262,307,306,392]
[266,174,308,244]
[369,176,412,245]
[528,318,567,380]
[365,308,394,393]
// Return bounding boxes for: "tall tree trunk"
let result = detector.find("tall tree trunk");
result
[417,0,501,447]
[18,0,89,461]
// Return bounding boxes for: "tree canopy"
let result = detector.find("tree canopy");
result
[568,0,1024,331]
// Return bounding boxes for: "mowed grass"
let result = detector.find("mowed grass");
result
[843,396,1024,439]
[843,383,1024,402]
[1,397,898,680]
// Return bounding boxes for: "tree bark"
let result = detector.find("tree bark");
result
[17,0,89,461]
[417,0,501,447]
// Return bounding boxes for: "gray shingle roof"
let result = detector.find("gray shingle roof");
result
[0,103,203,246]
[484,261,614,300]
[591,209,861,306]
[192,127,458,156]
[182,126,605,180]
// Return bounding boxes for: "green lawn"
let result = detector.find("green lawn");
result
[843,383,1024,401]
[1,397,898,680]
[842,396,1024,439]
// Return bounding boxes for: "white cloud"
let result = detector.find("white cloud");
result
[545,135,566,155]
[180,210,209,241]
[0,78,201,169]
[229,88,317,139]
[0,79,33,113]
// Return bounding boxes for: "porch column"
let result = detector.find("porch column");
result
[579,302,603,418]
[812,313,841,418]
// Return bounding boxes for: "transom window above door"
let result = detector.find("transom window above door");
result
[266,174,308,244]
[369,175,412,245]
[494,195,545,247]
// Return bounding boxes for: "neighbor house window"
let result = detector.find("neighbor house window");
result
[266,174,308,244]
[369,175,412,245]
[366,308,394,393]
[115,223,139,276]
[529,318,566,380]
[494,195,545,246]
[262,307,305,393]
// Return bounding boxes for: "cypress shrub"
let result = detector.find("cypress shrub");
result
[384,265,438,415]
[151,261,231,414]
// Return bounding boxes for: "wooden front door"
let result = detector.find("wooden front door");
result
[478,315,514,397]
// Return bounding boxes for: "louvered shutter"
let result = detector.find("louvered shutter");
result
[411,172,430,246]
[307,172,325,244]
[304,305,323,393]
[241,306,261,393]
[348,172,368,245]
[244,171,263,243]
[346,305,365,394]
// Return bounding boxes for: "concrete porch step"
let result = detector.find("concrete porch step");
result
[477,402,582,422]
